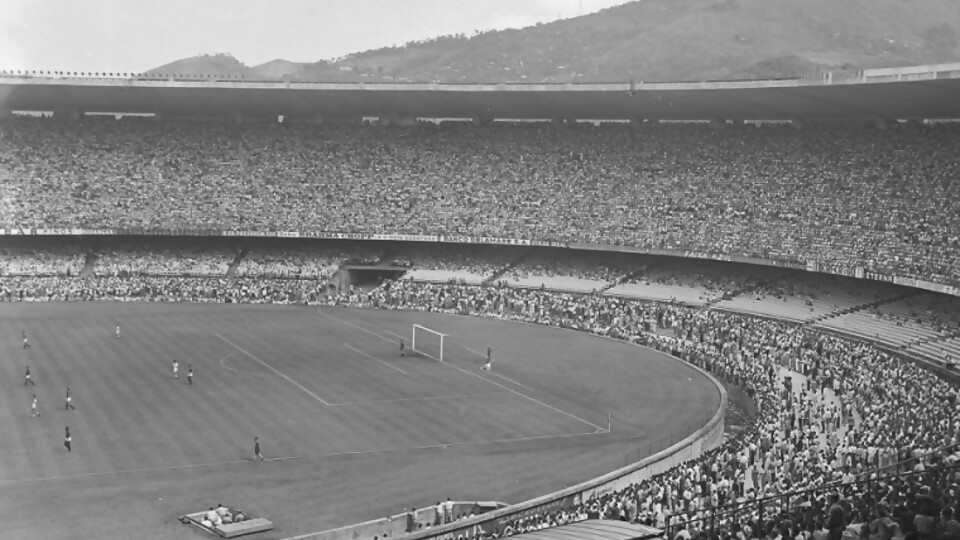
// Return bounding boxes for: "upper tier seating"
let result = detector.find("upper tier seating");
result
[3,118,960,287]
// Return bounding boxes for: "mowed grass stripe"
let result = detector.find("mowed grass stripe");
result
[0,358,48,482]
[54,322,130,477]
[312,312,493,401]
[125,316,229,468]
[209,328,376,456]
[138,323,303,464]
[235,318,411,405]
[8,321,87,480]
[330,308,608,433]
[91,319,199,472]
[22,321,90,480]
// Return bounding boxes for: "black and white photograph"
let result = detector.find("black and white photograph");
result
[1,1,959,540]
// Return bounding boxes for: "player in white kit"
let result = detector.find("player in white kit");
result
[173,360,179,379]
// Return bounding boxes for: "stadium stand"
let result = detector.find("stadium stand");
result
[1,241,959,540]
[397,244,523,285]
[3,101,960,540]
[713,274,900,323]
[0,243,86,276]
[369,280,960,539]
[3,119,960,288]
[605,258,775,307]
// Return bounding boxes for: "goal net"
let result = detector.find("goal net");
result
[411,325,446,362]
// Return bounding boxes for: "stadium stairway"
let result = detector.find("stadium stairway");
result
[897,328,960,351]
[805,291,919,327]
[598,264,659,293]
[701,269,801,309]
[483,249,533,285]
[225,249,247,276]
[79,252,98,277]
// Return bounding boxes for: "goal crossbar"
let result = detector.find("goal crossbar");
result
[411,324,447,362]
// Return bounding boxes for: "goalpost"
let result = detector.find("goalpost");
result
[411,325,446,362]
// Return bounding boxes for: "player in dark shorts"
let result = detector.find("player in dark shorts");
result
[25,366,35,386]
[400,339,405,357]
[22,331,30,349]
[188,364,194,385]
[254,437,263,462]
[64,427,72,452]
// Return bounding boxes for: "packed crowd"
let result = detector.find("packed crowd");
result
[0,275,329,304]
[3,118,960,286]
[95,245,234,276]
[505,251,631,284]
[397,245,520,278]
[0,245,85,276]
[363,281,960,540]
[1,252,960,538]
[234,247,345,279]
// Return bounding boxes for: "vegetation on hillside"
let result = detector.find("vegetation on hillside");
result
[149,0,960,83]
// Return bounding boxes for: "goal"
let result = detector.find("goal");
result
[411,325,446,362]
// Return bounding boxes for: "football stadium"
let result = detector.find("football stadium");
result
[2,5,960,540]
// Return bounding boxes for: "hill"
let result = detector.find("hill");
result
[146,53,259,78]
[152,0,960,83]
[250,59,309,79]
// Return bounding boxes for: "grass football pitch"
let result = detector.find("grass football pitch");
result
[0,302,719,540]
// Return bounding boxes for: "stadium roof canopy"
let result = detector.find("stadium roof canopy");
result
[1,65,959,121]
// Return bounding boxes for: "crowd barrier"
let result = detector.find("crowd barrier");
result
[286,502,508,540]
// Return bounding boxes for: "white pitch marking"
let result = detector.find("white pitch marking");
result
[464,346,539,392]
[219,353,273,377]
[328,391,504,407]
[276,431,611,540]
[342,342,408,376]
[215,333,332,406]
[2,423,610,487]
[317,311,607,433]
[318,309,395,344]
[319,430,605,457]
[0,456,303,485]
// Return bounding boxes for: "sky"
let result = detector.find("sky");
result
[0,0,631,72]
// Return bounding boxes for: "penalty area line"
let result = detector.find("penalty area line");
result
[317,311,608,434]
[0,455,302,486]
[215,333,332,406]
[342,342,409,375]
[328,391,504,407]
